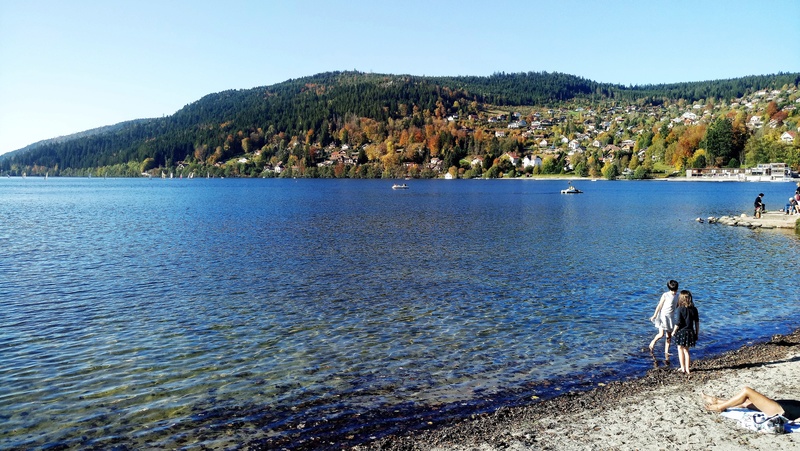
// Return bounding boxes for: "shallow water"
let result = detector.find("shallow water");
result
[1,177,799,449]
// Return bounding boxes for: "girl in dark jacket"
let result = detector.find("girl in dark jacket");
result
[672,290,699,375]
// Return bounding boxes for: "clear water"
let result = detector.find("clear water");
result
[1,177,799,449]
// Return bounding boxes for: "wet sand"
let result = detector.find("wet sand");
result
[356,329,800,450]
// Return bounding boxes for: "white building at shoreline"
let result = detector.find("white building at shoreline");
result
[686,163,795,181]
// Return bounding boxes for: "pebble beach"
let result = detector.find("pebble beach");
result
[358,329,800,450]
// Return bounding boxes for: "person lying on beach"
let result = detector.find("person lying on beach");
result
[703,386,800,422]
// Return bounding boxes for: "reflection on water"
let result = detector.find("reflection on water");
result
[1,178,799,448]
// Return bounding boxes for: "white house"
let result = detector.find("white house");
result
[681,112,698,121]
[781,131,797,143]
[749,116,764,128]
[502,152,520,165]
[745,163,791,181]
[523,155,542,168]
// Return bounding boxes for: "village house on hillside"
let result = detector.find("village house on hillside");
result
[71,81,800,181]
[523,155,542,169]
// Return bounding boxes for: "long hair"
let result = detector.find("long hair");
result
[678,290,694,308]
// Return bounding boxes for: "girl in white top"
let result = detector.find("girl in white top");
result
[648,280,679,355]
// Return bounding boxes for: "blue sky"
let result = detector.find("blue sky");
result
[1,0,798,155]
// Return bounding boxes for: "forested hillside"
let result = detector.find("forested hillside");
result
[2,71,799,179]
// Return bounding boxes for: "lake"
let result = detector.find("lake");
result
[1,177,799,449]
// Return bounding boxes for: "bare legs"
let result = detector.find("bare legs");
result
[649,329,671,354]
[703,387,785,417]
[677,345,691,374]
[664,332,671,355]
[649,329,663,351]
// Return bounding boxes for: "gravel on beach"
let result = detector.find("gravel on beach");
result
[356,329,800,451]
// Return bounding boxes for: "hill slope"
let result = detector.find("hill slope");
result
[1,71,798,177]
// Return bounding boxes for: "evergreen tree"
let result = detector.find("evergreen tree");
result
[704,118,734,167]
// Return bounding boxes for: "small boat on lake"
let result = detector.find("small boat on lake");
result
[560,183,583,194]
[392,183,409,190]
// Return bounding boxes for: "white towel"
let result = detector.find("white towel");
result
[720,408,799,433]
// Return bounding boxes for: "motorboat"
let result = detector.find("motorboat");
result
[560,184,583,194]
[392,183,409,190]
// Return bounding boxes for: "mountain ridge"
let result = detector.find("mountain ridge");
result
[2,70,798,178]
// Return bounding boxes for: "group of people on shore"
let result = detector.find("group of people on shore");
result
[647,280,799,429]
[786,182,800,215]
[760,182,800,216]
[648,280,700,374]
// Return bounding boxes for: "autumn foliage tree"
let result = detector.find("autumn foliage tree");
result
[766,101,778,118]
[674,124,706,168]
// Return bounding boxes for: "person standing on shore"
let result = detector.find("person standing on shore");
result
[794,183,800,210]
[672,290,699,375]
[649,280,679,355]
[754,193,765,218]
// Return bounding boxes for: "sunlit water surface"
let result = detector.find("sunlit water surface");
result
[1,178,799,449]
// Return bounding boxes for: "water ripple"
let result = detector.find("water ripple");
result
[1,178,798,449]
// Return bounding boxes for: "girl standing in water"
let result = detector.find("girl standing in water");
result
[672,290,700,375]
[649,280,679,355]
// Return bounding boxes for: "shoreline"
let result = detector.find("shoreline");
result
[357,329,800,450]
[4,174,799,183]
